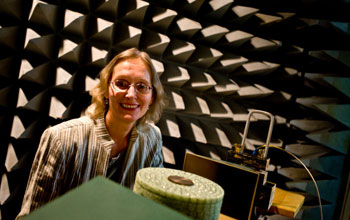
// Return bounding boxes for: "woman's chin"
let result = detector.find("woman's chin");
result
[121,115,139,123]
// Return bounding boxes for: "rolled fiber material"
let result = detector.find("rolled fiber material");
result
[133,167,224,220]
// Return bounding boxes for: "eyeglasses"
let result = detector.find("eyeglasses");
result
[110,79,153,95]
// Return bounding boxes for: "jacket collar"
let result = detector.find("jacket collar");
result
[95,116,139,153]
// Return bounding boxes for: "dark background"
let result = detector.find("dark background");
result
[0,0,349,219]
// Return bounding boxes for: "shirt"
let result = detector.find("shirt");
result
[16,116,164,219]
[106,148,127,182]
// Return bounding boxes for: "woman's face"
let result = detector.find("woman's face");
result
[106,58,153,124]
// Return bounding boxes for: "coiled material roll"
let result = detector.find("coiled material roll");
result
[133,167,224,220]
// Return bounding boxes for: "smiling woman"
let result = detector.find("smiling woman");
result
[106,58,154,129]
[86,48,166,125]
[16,48,167,219]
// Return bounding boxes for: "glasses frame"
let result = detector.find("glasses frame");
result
[110,79,153,95]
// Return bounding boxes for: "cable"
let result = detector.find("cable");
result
[258,145,323,220]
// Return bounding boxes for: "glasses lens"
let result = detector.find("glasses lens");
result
[136,83,151,94]
[115,80,129,90]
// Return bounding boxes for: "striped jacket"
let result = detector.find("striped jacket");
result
[17,116,164,218]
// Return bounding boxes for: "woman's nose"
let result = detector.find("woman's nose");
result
[125,84,137,97]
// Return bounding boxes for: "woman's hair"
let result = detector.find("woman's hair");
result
[85,48,166,125]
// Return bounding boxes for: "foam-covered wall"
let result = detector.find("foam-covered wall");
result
[1,0,349,219]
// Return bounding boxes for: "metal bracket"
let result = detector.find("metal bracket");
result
[240,109,275,159]
[227,109,275,171]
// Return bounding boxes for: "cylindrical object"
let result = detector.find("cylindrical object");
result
[133,167,224,220]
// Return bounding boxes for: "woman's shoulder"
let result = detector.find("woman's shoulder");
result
[48,116,95,132]
[137,122,161,137]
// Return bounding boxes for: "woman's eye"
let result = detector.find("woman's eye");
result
[137,83,149,92]
[116,80,129,89]
[138,83,147,89]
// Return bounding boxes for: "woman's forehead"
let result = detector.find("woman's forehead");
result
[112,58,151,80]
[116,57,146,68]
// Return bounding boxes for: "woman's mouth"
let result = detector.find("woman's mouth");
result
[121,103,139,109]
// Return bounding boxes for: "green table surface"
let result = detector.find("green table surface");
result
[23,176,192,220]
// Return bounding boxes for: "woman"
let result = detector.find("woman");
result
[17,48,167,218]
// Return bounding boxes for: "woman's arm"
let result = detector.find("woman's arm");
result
[150,125,164,168]
[17,128,65,218]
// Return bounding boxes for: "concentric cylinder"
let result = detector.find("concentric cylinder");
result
[133,167,224,220]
